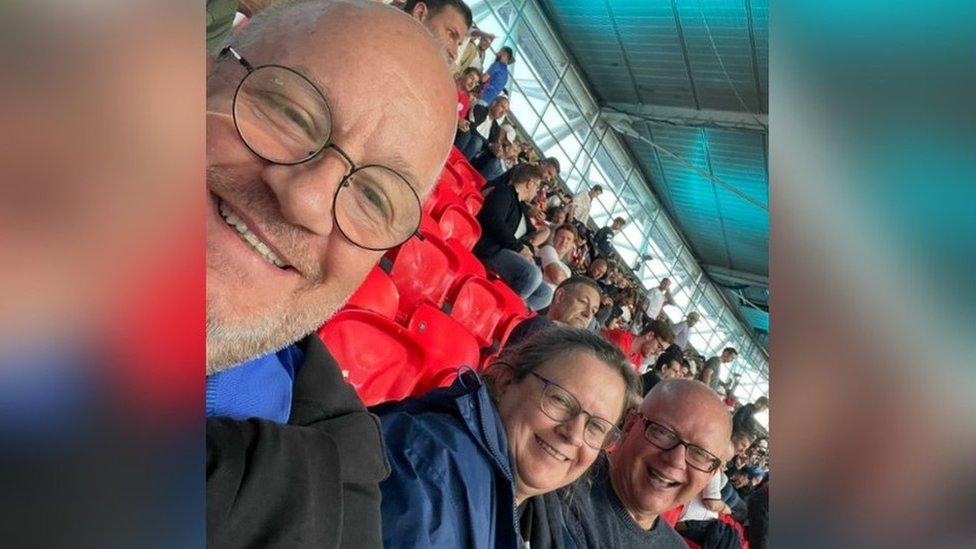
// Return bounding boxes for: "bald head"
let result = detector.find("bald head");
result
[608,379,733,529]
[641,379,732,438]
[206,0,457,371]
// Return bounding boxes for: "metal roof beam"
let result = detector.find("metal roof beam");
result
[703,264,769,288]
[602,102,768,132]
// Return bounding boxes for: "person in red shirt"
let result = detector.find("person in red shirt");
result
[455,66,481,131]
[602,325,670,371]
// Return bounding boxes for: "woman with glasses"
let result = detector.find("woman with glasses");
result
[371,327,642,549]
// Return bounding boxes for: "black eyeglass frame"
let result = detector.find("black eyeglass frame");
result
[529,371,621,451]
[635,414,722,473]
[218,46,424,251]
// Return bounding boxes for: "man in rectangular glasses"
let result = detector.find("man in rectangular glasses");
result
[561,379,733,548]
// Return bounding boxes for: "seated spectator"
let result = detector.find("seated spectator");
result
[593,216,626,258]
[402,0,473,64]
[672,311,700,350]
[487,156,560,190]
[506,276,602,347]
[545,205,568,229]
[675,465,740,549]
[454,66,480,131]
[374,327,641,548]
[478,46,514,104]
[560,379,733,548]
[539,223,579,288]
[701,347,738,393]
[472,124,518,181]
[731,396,768,437]
[602,325,668,371]
[640,348,683,395]
[455,94,508,160]
[568,184,603,224]
[587,256,609,281]
[205,1,458,545]
[473,164,553,311]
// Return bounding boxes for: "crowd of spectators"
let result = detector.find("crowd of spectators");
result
[204,1,769,548]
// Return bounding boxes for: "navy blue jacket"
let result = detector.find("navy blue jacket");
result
[371,371,522,549]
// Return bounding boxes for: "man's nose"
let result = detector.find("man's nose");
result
[261,152,347,237]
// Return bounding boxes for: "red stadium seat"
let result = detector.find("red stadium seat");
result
[446,158,487,190]
[445,276,507,348]
[316,310,425,407]
[406,303,481,392]
[344,266,399,319]
[445,238,487,280]
[491,278,530,319]
[494,311,534,350]
[447,145,467,168]
[435,203,482,249]
[387,230,459,321]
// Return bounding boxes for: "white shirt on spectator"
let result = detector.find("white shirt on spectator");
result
[673,320,691,350]
[645,288,666,320]
[474,115,495,139]
[679,470,724,522]
[514,215,528,239]
[571,190,592,223]
[539,245,571,283]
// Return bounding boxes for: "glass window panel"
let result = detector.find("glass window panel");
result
[510,20,560,93]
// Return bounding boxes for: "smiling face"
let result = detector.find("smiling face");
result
[205,2,455,371]
[459,70,479,92]
[494,351,627,503]
[552,227,576,257]
[609,380,731,526]
[489,97,509,119]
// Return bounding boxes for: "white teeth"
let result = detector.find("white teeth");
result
[218,199,287,268]
[647,467,679,488]
[536,436,570,462]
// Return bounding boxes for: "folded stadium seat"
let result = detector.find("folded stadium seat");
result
[447,145,467,168]
[444,238,487,280]
[682,539,702,549]
[446,158,487,190]
[493,311,535,350]
[343,265,399,320]
[435,203,482,250]
[406,303,481,393]
[444,275,507,349]
[316,309,426,407]
[387,230,460,322]
[490,278,530,320]
[458,185,485,217]
[421,180,457,217]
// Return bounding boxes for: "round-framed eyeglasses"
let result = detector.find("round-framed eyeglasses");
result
[530,371,621,450]
[219,46,422,251]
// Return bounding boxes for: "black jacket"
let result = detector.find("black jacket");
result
[206,335,390,548]
[468,103,504,143]
[472,183,533,260]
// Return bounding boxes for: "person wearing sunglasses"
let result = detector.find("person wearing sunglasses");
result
[372,327,642,548]
[560,379,733,548]
[206,2,458,547]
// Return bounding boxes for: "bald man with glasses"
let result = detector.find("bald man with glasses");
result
[560,379,733,548]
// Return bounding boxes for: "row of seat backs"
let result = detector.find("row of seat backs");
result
[319,148,530,406]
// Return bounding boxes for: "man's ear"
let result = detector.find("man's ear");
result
[410,2,429,21]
